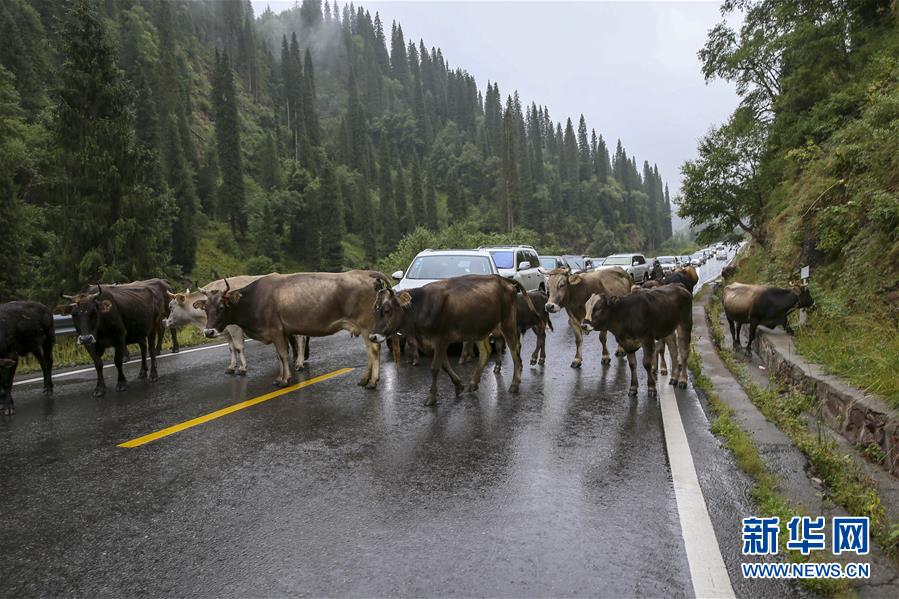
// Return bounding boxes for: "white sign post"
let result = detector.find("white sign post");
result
[799,265,810,325]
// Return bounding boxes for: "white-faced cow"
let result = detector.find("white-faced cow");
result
[582,284,693,396]
[0,301,55,415]
[722,282,814,354]
[58,284,164,397]
[164,275,308,376]
[369,275,537,406]
[198,270,391,388]
[545,267,632,368]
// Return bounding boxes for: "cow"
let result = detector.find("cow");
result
[198,270,391,388]
[545,266,632,368]
[58,284,164,397]
[164,275,308,375]
[662,266,698,292]
[722,282,814,354]
[368,275,538,406]
[0,301,55,415]
[85,279,180,354]
[721,265,737,279]
[581,284,693,396]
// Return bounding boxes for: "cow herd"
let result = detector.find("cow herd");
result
[0,258,814,416]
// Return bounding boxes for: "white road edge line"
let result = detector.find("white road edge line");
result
[13,342,230,387]
[660,377,736,599]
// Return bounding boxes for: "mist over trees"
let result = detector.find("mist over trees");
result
[0,0,673,302]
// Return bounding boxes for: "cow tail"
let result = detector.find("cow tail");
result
[509,279,540,317]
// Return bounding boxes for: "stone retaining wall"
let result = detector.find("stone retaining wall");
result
[753,332,899,478]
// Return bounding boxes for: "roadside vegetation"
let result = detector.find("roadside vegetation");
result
[679,2,899,406]
[703,291,899,563]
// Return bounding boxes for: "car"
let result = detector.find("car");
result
[480,245,546,292]
[591,257,607,268]
[539,255,566,271]
[561,255,591,273]
[690,253,704,267]
[654,255,679,274]
[716,248,728,261]
[679,255,692,267]
[600,253,652,282]
[392,248,498,291]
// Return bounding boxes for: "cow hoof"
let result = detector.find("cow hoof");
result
[42,387,53,396]
[529,358,537,366]
[648,388,658,398]
[138,370,147,380]
[615,350,625,357]
[465,383,479,393]
[365,381,378,390]
[678,381,688,389]
[661,369,668,376]
[424,395,437,407]
[538,359,545,366]
[600,357,611,366]
[171,347,180,354]
[357,377,370,387]
[237,370,247,377]
[628,388,638,397]
[225,368,236,375]
[453,383,464,397]
[570,360,582,369]
[493,365,502,373]
[2,405,14,416]
[295,364,305,371]
[509,383,520,394]
[273,380,290,388]
[116,383,127,392]
[93,388,105,398]
[669,378,677,386]
[149,372,158,382]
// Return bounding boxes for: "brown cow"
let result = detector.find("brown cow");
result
[199,270,392,388]
[545,267,632,367]
[723,282,814,354]
[582,284,693,395]
[85,278,179,354]
[369,275,537,406]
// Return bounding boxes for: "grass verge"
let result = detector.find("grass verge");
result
[705,292,899,563]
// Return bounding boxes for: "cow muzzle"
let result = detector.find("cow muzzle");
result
[580,320,594,334]
[203,328,218,339]
[369,333,385,343]
[162,317,173,329]
[77,335,95,346]
[545,302,560,314]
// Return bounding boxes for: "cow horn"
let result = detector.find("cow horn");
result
[194,280,200,290]
[61,293,74,300]
[224,278,230,292]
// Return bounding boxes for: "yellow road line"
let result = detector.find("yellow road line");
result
[118,367,354,448]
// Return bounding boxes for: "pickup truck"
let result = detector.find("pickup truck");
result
[599,253,652,282]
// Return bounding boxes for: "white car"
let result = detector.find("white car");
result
[716,248,728,261]
[481,245,546,292]
[655,255,679,274]
[601,253,652,282]
[392,249,498,291]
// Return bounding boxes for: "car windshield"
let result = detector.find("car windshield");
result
[539,257,557,270]
[489,251,514,269]
[564,256,585,269]
[406,255,493,279]
[657,256,676,264]
[603,256,632,266]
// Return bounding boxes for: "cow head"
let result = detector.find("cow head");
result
[581,293,619,333]
[63,288,114,347]
[789,281,815,309]
[198,281,242,338]
[369,288,411,343]
[546,268,583,313]
[165,289,207,329]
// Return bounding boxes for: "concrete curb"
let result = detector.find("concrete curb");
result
[752,330,899,479]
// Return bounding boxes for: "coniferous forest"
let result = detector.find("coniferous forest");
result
[0,0,674,302]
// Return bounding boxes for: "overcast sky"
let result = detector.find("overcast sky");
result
[252,1,740,226]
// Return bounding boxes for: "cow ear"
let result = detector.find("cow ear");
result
[192,299,207,310]
[227,290,242,304]
[0,358,17,369]
[175,293,186,304]
[569,273,583,285]
[397,291,412,308]
[99,300,113,313]
[54,303,75,316]
[608,295,620,306]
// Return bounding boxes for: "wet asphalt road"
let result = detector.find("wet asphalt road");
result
[1,253,797,598]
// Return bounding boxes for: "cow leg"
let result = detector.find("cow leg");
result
[137,339,148,379]
[407,337,420,366]
[782,317,795,335]
[727,317,738,347]
[230,327,248,376]
[36,338,54,395]
[389,336,401,365]
[466,339,492,392]
[148,328,159,382]
[359,337,380,389]
[656,339,668,376]
[614,340,626,358]
[493,336,505,373]
[746,320,759,356]
[170,325,180,353]
[427,342,448,406]
[501,321,523,394]
[665,334,679,386]
[1,362,16,415]
[225,340,238,374]
[88,345,106,397]
[568,314,584,368]
[676,325,691,388]
[271,334,292,387]
[458,341,471,365]
[293,335,307,371]
[643,341,657,397]
[113,342,127,392]
[733,320,742,347]
[599,330,612,365]
[626,351,639,396]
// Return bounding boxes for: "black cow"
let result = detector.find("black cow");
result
[722,282,814,354]
[58,285,164,396]
[581,285,693,396]
[86,278,179,354]
[0,301,55,415]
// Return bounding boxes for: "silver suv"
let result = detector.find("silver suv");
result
[392,249,498,291]
[481,245,546,292]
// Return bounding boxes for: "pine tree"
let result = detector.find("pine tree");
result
[378,144,399,250]
[319,162,344,271]
[302,48,320,145]
[163,114,199,272]
[425,176,438,229]
[499,106,521,231]
[395,163,412,234]
[212,49,247,236]
[410,158,425,225]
